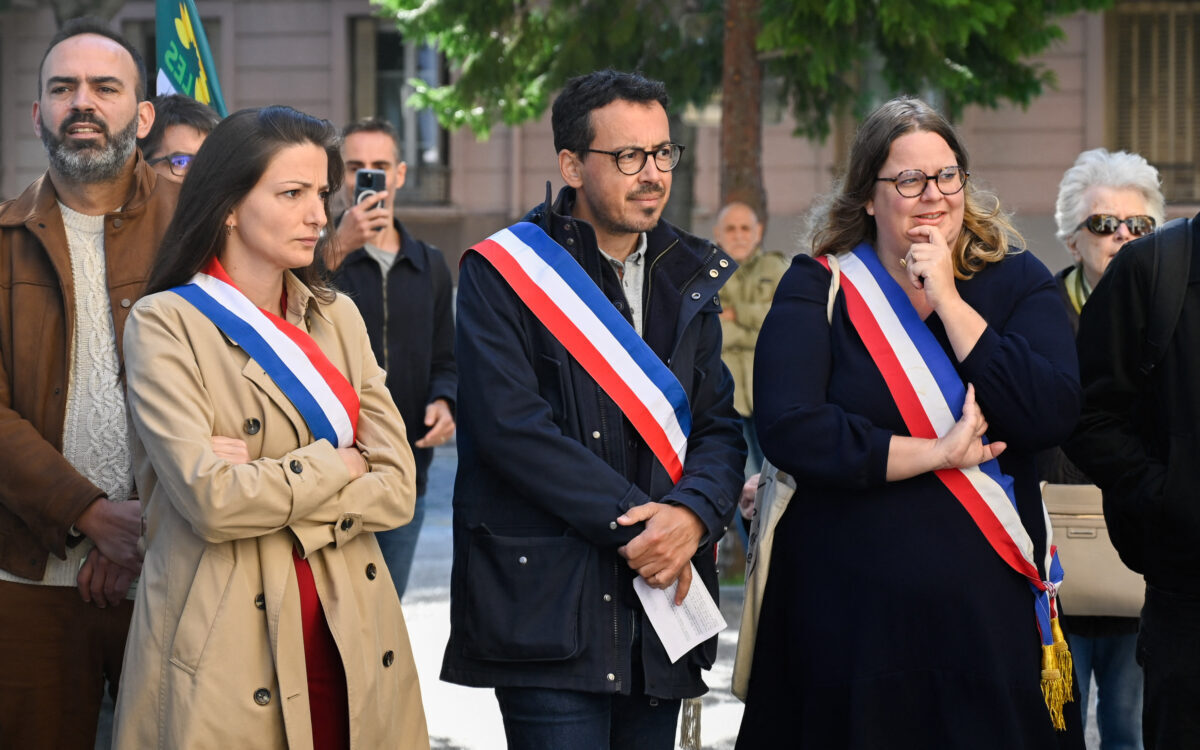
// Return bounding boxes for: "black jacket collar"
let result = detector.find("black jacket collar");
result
[336,216,427,272]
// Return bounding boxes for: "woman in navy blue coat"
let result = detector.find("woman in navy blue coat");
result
[736,98,1084,749]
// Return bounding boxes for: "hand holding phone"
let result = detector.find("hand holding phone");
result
[328,169,392,270]
[354,168,388,209]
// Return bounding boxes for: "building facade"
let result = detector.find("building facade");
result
[2,0,1196,272]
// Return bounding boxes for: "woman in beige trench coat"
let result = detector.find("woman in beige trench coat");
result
[113,106,428,749]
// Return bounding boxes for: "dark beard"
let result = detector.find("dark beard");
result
[580,185,667,236]
[40,111,138,184]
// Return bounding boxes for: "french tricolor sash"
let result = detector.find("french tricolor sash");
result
[819,244,1073,729]
[169,258,359,448]
[467,222,691,483]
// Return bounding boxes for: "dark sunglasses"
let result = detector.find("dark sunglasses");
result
[147,152,195,177]
[1075,214,1156,237]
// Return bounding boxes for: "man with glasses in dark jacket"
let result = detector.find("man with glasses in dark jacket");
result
[441,69,745,748]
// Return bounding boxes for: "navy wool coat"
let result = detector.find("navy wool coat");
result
[441,186,746,699]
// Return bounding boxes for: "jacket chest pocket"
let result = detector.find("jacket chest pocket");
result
[169,546,237,675]
[535,354,568,425]
[462,531,593,662]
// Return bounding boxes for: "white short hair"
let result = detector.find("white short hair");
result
[1054,148,1166,246]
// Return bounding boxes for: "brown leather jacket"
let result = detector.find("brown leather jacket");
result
[0,156,178,579]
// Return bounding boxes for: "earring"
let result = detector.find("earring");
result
[224,224,235,235]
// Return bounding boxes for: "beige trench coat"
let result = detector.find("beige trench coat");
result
[112,273,429,749]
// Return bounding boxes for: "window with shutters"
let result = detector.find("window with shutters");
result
[1107,1,1200,203]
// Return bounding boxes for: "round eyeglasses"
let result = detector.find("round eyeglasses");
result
[875,166,968,198]
[147,152,195,177]
[1074,214,1156,238]
[582,144,685,175]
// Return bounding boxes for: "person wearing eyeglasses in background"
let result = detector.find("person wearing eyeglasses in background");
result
[138,93,220,183]
[1037,148,1165,750]
[442,69,745,749]
[738,96,1085,748]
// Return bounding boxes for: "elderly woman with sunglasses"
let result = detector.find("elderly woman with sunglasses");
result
[1037,148,1165,750]
[1053,149,1165,330]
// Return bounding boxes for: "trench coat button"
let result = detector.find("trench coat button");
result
[603,594,612,602]
[366,563,377,580]
[708,269,719,278]
[289,460,302,474]
[254,593,265,610]
[592,431,601,439]
[690,292,701,300]
[340,517,354,531]
[112,218,123,229]
[383,650,395,667]
[253,688,271,705]
[518,556,528,565]
[609,521,618,530]
[607,673,616,682]
[244,418,261,435]
[719,259,730,268]
[120,298,132,308]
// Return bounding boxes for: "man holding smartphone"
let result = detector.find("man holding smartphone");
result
[329,117,457,599]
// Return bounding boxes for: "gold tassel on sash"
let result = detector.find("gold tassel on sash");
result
[1050,616,1074,699]
[1040,644,1068,730]
[679,697,702,749]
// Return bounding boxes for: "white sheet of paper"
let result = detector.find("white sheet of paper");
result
[633,562,728,663]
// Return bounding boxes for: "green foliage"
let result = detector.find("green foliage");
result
[375,0,725,138]
[759,0,1114,138]
[374,0,1113,140]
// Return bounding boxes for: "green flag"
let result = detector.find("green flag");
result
[155,0,227,116]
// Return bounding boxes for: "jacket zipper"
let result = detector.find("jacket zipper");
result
[642,238,680,321]
[380,264,389,365]
[611,558,622,691]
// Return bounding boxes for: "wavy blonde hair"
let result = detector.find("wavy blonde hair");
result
[812,97,1023,278]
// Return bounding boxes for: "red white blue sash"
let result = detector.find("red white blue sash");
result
[468,222,691,482]
[170,258,359,448]
[820,244,1063,647]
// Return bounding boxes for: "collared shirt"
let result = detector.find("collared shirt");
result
[597,232,648,337]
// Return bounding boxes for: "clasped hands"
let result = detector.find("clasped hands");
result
[616,502,705,606]
[74,495,142,609]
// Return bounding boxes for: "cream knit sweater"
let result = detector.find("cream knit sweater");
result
[0,204,134,590]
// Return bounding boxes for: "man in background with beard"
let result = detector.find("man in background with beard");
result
[0,17,178,748]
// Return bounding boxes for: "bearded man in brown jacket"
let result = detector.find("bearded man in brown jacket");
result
[0,18,178,749]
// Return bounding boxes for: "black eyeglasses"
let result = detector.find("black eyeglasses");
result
[875,166,968,198]
[1074,214,1156,237]
[147,152,195,177]
[582,144,685,175]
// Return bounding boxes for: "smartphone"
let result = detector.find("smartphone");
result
[354,168,387,207]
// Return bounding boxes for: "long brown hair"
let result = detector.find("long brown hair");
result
[144,105,343,300]
[812,97,1022,278]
